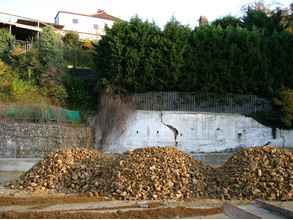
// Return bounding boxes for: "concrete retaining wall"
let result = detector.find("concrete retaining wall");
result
[0,122,93,158]
[97,111,293,153]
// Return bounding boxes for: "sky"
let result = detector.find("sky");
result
[0,0,292,28]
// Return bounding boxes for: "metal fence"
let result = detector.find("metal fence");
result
[130,92,272,114]
[0,104,81,123]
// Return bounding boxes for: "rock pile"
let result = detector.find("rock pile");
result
[10,148,114,194]
[110,147,208,200]
[10,147,208,200]
[10,146,293,201]
[208,146,293,200]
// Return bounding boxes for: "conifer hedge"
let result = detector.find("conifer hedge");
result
[95,17,293,97]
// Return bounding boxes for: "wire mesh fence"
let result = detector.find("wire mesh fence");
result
[0,104,81,123]
[130,92,272,114]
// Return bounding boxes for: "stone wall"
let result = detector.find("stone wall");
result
[0,121,93,158]
[97,111,293,153]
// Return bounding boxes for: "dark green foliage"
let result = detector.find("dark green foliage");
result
[63,75,96,111]
[273,88,293,128]
[63,31,96,68]
[95,16,293,96]
[184,26,272,95]
[242,9,270,31]
[63,31,80,48]
[39,26,64,68]
[96,17,163,93]
[242,7,291,34]
[212,16,242,29]
[11,47,43,83]
[162,18,191,90]
[0,29,15,62]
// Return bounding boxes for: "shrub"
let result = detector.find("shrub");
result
[63,75,96,110]
[62,31,80,48]
[40,66,67,105]
[11,47,43,83]
[39,26,64,68]
[273,88,293,128]
[0,59,46,103]
[212,16,242,28]
[82,40,95,49]
[0,29,15,62]
[0,59,17,100]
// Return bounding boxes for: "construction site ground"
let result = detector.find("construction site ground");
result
[1,186,293,219]
[0,159,228,219]
[1,149,292,219]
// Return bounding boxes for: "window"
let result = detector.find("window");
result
[72,19,78,24]
[93,24,99,30]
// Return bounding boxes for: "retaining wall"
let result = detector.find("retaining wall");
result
[0,121,93,158]
[97,111,293,153]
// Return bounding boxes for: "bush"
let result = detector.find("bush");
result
[212,16,242,29]
[0,59,17,100]
[0,59,46,103]
[40,66,67,106]
[39,26,64,68]
[63,31,80,48]
[63,75,96,110]
[11,47,43,83]
[0,29,15,62]
[273,88,293,128]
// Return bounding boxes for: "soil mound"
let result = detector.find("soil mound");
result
[208,146,293,200]
[110,147,208,200]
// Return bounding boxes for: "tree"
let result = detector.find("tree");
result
[162,18,191,90]
[39,26,64,68]
[212,16,242,29]
[95,16,163,93]
[0,29,15,62]
[62,31,80,48]
[242,9,270,31]
[273,88,293,128]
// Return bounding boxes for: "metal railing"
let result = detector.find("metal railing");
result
[129,92,272,114]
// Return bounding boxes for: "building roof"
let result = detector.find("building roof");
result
[17,19,64,29]
[55,9,121,22]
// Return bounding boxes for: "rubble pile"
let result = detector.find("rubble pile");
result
[10,147,208,200]
[110,147,208,200]
[208,146,293,200]
[10,148,114,194]
[10,146,293,201]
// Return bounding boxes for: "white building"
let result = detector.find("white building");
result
[54,9,120,41]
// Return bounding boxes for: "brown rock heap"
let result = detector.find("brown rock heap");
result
[11,146,293,201]
[11,147,208,200]
[110,147,208,200]
[11,148,114,194]
[208,146,293,200]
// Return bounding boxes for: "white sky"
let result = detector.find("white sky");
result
[0,0,292,28]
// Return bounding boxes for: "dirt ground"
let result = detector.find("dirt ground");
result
[0,190,230,219]
[0,207,223,219]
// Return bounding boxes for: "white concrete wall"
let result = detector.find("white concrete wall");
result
[96,111,293,153]
[56,12,113,40]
